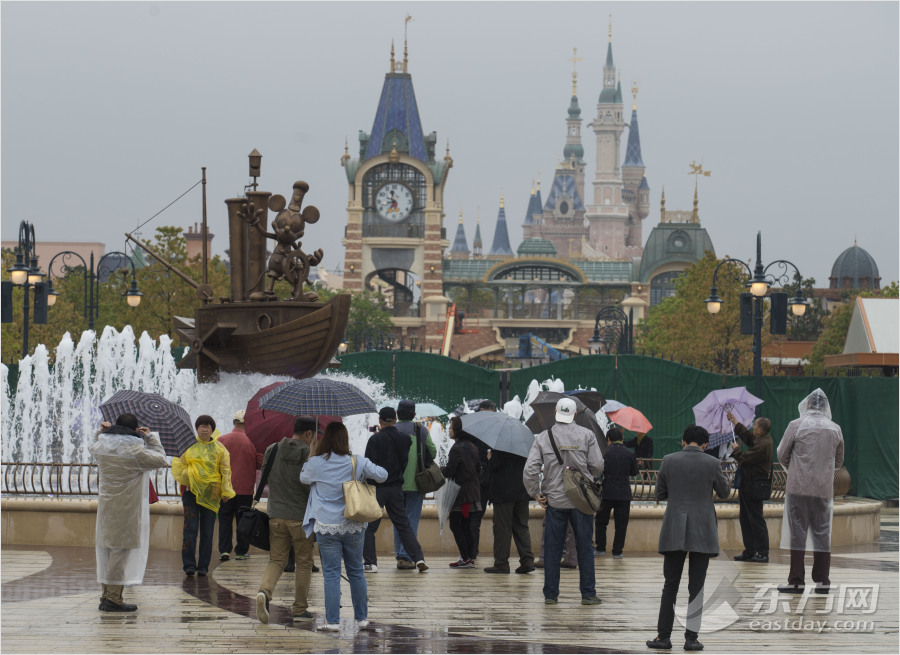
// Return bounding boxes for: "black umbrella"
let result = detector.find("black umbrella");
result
[564,389,606,414]
[525,391,609,454]
[99,390,193,456]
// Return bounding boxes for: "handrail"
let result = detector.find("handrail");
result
[1,459,788,502]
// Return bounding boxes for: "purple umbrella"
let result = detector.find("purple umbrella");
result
[692,387,763,437]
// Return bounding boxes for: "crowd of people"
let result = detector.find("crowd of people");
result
[89,388,844,649]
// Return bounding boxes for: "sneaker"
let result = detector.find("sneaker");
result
[448,558,466,568]
[594,549,606,556]
[364,563,378,573]
[646,636,672,649]
[612,553,624,560]
[397,559,416,570]
[581,595,602,605]
[255,591,269,624]
[319,623,340,632]
[235,554,250,560]
[357,620,369,628]
[544,597,558,605]
[293,611,314,621]
[416,560,429,572]
[219,553,230,562]
[458,559,475,569]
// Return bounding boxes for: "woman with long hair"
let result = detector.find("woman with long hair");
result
[442,416,482,568]
[300,422,387,631]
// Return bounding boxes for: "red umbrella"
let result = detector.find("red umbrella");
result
[244,382,339,454]
[606,406,653,433]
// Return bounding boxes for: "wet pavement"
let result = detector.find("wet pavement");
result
[2,511,897,654]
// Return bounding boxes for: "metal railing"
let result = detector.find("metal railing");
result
[2,459,787,502]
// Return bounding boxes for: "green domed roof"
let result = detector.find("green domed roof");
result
[517,238,557,256]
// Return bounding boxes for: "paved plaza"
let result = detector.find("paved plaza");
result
[2,509,897,654]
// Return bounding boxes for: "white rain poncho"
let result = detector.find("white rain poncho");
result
[777,389,845,552]
[89,428,168,585]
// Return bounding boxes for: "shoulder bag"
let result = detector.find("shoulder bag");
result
[548,428,603,515]
[343,455,384,522]
[236,443,278,551]
[748,463,773,502]
[414,423,445,493]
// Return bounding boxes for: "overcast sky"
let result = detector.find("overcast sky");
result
[2,1,898,288]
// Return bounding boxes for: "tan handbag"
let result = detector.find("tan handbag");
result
[343,455,384,523]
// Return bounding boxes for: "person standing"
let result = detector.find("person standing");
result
[172,415,235,577]
[728,413,774,563]
[468,399,496,560]
[442,416,482,568]
[217,410,263,562]
[776,389,844,595]
[624,431,653,470]
[594,427,638,559]
[393,399,437,569]
[523,398,604,606]
[363,407,429,573]
[301,422,388,631]
[483,438,534,574]
[255,415,318,623]
[646,425,730,652]
[90,414,168,612]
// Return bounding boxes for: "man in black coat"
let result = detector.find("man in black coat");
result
[362,407,428,572]
[594,427,638,558]
[483,449,535,574]
[728,413,774,563]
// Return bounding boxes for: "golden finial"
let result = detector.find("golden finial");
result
[403,14,412,73]
[609,15,612,42]
[500,193,505,209]
[341,138,350,167]
[390,40,395,72]
[444,140,453,167]
[692,179,700,223]
[570,47,583,96]
[536,179,541,191]
[531,179,535,195]
[631,80,638,111]
[459,208,463,224]
[388,140,400,163]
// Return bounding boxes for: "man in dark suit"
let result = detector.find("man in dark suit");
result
[594,427,638,558]
[647,425,730,652]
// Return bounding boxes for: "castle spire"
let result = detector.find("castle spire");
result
[489,194,514,256]
[450,207,470,257]
[623,83,644,167]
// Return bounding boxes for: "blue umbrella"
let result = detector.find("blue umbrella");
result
[258,378,376,417]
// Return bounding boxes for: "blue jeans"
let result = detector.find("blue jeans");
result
[316,529,368,624]
[543,505,596,601]
[394,490,424,561]
[182,489,217,573]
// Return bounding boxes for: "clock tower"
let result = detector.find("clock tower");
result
[342,40,452,345]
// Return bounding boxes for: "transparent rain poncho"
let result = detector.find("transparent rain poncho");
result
[88,429,168,585]
[171,431,235,512]
[777,389,845,552]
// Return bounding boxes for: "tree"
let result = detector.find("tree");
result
[783,275,827,341]
[345,289,394,351]
[635,251,774,373]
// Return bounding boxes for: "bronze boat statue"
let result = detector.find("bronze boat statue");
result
[128,166,350,383]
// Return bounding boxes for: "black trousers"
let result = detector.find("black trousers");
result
[656,551,710,641]
[594,498,631,555]
[738,489,768,556]
[449,511,477,561]
[217,494,253,556]
[363,484,424,565]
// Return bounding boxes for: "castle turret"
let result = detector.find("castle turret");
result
[450,209,470,259]
[488,195,514,257]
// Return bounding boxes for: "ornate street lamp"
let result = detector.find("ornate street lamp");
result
[588,306,633,355]
[2,221,50,358]
[705,231,808,394]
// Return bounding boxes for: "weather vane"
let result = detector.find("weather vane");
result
[689,160,712,182]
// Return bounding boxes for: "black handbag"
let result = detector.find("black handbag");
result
[748,465,773,502]
[413,423,445,493]
[236,443,278,551]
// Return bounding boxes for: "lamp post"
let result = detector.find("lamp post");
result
[705,232,808,395]
[45,250,143,331]
[588,306,633,355]
[2,221,49,358]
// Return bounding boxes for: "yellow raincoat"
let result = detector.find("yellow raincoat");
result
[172,431,236,512]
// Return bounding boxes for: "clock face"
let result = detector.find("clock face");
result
[375,183,414,222]
[570,127,577,136]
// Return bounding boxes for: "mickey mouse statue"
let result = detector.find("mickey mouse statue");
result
[241,181,324,301]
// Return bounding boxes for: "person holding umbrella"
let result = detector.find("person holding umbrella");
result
[442,416,483,569]
[172,415,235,577]
[727,412,773,563]
[483,431,534,574]
[90,413,168,612]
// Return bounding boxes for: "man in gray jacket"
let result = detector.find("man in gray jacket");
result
[647,424,730,652]
[524,398,604,606]
[256,415,316,624]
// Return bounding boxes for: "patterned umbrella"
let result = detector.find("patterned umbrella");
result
[257,378,376,418]
[98,390,193,456]
[244,381,339,454]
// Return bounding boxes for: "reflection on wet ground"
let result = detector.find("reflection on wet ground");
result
[2,512,897,653]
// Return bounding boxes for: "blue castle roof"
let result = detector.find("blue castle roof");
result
[489,202,514,256]
[624,108,644,167]
[365,72,428,162]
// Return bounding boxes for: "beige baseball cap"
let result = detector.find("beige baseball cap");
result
[233,410,246,423]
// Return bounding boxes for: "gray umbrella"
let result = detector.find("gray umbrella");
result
[460,411,534,459]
